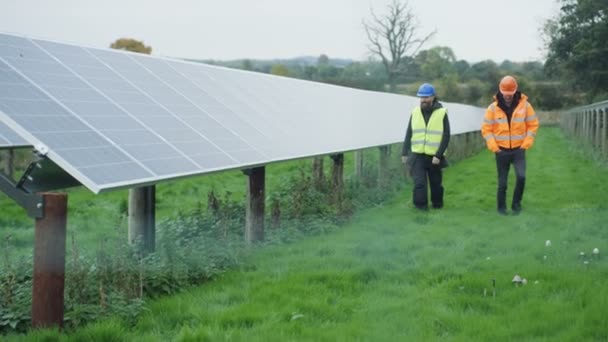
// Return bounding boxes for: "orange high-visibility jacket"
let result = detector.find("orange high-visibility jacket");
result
[481,94,539,152]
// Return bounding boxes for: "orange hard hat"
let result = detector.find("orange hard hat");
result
[499,75,518,96]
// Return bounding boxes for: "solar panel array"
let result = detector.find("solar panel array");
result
[0,120,28,147]
[0,32,484,193]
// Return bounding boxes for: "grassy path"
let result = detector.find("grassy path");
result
[12,127,608,341]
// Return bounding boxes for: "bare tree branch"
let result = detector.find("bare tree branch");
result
[363,0,436,91]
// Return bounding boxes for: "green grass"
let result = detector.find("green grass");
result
[0,147,387,258]
[5,127,608,341]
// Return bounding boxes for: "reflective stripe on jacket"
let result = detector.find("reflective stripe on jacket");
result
[481,94,539,152]
[411,107,447,155]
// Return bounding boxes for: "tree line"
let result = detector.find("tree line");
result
[111,0,606,111]
[206,51,561,110]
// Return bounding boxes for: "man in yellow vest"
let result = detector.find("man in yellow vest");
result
[401,83,451,210]
[481,75,539,215]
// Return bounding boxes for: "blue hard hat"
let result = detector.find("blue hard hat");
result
[417,83,436,97]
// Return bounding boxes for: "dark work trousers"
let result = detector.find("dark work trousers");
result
[495,148,526,211]
[410,154,444,209]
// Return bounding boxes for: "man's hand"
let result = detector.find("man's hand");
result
[401,156,407,165]
[432,156,440,165]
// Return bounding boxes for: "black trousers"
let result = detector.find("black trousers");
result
[495,148,526,210]
[410,154,444,209]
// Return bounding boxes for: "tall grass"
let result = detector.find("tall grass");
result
[1,144,407,334]
[0,147,392,258]
[5,127,608,341]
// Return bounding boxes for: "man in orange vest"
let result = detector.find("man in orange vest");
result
[481,75,539,215]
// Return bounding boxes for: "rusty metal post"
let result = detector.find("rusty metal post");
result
[32,192,67,329]
[244,167,265,243]
[330,153,344,194]
[330,153,345,212]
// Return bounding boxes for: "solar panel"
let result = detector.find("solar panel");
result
[0,120,28,148]
[0,32,484,193]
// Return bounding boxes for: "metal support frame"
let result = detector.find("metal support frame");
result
[0,170,44,218]
[18,155,80,194]
[0,153,80,218]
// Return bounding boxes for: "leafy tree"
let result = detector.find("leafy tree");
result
[337,62,386,90]
[462,79,486,106]
[453,59,471,81]
[308,54,337,81]
[287,64,306,79]
[521,61,546,81]
[318,65,341,80]
[469,60,500,85]
[415,46,457,81]
[434,73,462,102]
[543,0,608,100]
[317,54,330,66]
[258,64,272,74]
[393,56,419,84]
[270,64,289,76]
[303,65,318,80]
[363,0,435,92]
[531,82,570,109]
[109,38,152,54]
[241,59,254,71]
[499,60,517,73]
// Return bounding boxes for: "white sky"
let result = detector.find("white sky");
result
[1,0,559,63]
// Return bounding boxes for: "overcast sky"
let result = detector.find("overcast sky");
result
[2,0,559,63]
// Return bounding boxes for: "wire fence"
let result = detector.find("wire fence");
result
[560,100,608,160]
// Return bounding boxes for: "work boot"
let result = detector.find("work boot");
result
[512,203,522,215]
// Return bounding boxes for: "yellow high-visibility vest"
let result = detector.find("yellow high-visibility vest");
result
[411,107,446,155]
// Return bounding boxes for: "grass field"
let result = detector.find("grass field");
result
[0,146,388,257]
[5,126,608,341]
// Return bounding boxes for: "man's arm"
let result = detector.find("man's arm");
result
[402,116,413,157]
[481,105,500,152]
[521,102,539,149]
[436,113,450,158]
[401,116,413,164]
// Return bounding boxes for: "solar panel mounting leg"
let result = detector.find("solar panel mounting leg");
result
[243,167,265,243]
[31,192,67,329]
[379,146,390,188]
[330,153,344,210]
[312,156,325,190]
[354,150,363,180]
[128,185,156,254]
